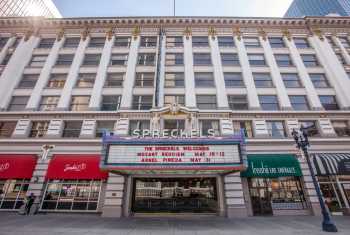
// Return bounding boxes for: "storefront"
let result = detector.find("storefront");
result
[40,155,108,212]
[0,155,37,210]
[312,153,350,215]
[242,154,308,216]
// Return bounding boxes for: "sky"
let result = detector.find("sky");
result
[52,0,294,18]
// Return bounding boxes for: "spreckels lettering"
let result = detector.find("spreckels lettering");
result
[132,129,215,138]
[0,163,10,172]
[63,163,87,172]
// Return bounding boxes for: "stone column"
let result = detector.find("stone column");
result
[0,36,15,64]
[102,173,125,217]
[45,119,64,138]
[26,37,65,110]
[252,119,269,138]
[183,35,197,108]
[79,119,97,138]
[89,36,114,110]
[333,36,350,65]
[157,34,166,107]
[11,119,31,138]
[224,172,248,217]
[318,118,337,138]
[57,36,90,110]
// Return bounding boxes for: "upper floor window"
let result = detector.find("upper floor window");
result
[228,95,248,110]
[0,37,9,48]
[332,121,350,137]
[233,120,253,138]
[7,96,29,111]
[248,54,266,66]
[266,121,286,138]
[339,37,350,48]
[75,73,96,88]
[135,73,154,87]
[104,73,124,87]
[224,73,244,87]
[165,53,184,66]
[309,74,330,88]
[269,37,285,48]
[195,72,215,87]
[259,95,279,110]
[137,53,156,66]
[56,54,74,66]
[0,121,16,138]
[164,95,185,106]
[200,120,220,136]
[193,53,212,66]
[88,37,105,48]
[1,52,12,65]
[282,73,302,88]
[46,73,66,88]
[82,54,101,66]
[28,55,47,67]
[62,121,82,138]
[196,95,217,109]
[164,73,184,87]
[217,36,235,47]
[129,120,150,136]
[10,37,20,48]
[164,119,185,132]
[289,95,309,111]
[299,120,319,137]
[319,95,339,110]
[166,36,183,48]
[70,96,90,111]
[96,121,115,137]
[17,74,38,88]
[38,38,55,49]
[132,95,153,110]
[39,96,60,111]
[29,121,49,138]
[275,54,293,67]
[244,37,260,48]
[192,36,209,47]
[140,36,157,47]
[301,54,319,67]
[110,54,128,66]
[221,53,240,66]
[336,53,346,65]
[294,38,310,49]
[101,95,121,111]
[114,37,131,47]
[326,37,337,48]
[63,37,80,48]
[253,73,273,88]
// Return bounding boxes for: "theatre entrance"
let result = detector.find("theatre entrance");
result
[131,178,218,213]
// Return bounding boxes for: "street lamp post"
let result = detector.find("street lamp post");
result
[291,127,338,232]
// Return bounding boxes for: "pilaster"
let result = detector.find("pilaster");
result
[101,173,125,217]
[0,36,15,64]
[46,119,64,138]
[318,118,337,138]
[157,33,166,107]
[12,119,31,138]
[252,119,269,138]
[114,118,129,136]
[80,119,97,138]
[224,172,248,218]
[333,36,350,65]
[183,35,197,108]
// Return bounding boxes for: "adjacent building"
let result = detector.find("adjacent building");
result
[285,0,350,17]
[0,16,350,218]
[0,0,61,18]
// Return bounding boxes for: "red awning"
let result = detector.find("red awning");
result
[0,155,37,179]
[46,155,108,180]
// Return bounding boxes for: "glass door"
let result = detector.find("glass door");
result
[249,178,273,216]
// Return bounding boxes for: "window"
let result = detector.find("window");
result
[332,121,350,137]
[88,37,105,48]
[17,74,38,88]
[282,73,302,88]
[339,37,350,48]
[55,54,74,66]
[10,37,20,48]
[135,73,154,87]
[218,36,235,47]
[336,53,346,65]
[101,95,121,111]
[244,37,260,48]
[224,73,244,87]
[137,53,156,66]
[38,38,55,48]
[301,54,319,67]
[275,54,293,67]
[196,95,217,109]
[299,121,319,137]
[132,95,153,110]
[289,96,309,111]
[319,95,339,110]
[259,95,279,110]
[0,37,9,48]
[253,73,273,88]
[114,37,131,47]
[294,38,310,49]
[228,95,248,110]
[164,120,185,132]
[166,36,183,48]
[165,53,183,66]
[195,72,215,87]
[7,96,29,111]
[63,37,80,48]
[82,54,101,66]
[164,73,184,87]
[75,73,95,88]
[221,53,240,66]
[110,54,128,66]
[248,54,266,66]
[200,120,220,136]
[193,53,212,66]
[29,121,49,138]
[233,120,253,137]
[104,73,124,87]
[39,96,60,111]
[28,55,47,67]
[164,95,185,106]
[309,74,330,88]
[129,120,150,136]
[1,52,12,65]
[96,121,115,137]
[70,96,90,111]
[192,36,209,47]
[266,121,286,138]
[326,36,337,48]
[140,36,157,47]
[62,121,82,138]
[0,179,30,210]
[46,74,66,88]
[0,122,16,138]
[269,37,285,48]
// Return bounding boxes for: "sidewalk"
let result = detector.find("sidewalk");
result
[0,212,349,235]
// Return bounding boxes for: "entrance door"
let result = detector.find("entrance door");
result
[249,178,273,216]
[132,178,218,213]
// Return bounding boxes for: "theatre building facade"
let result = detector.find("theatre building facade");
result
[0,16,350,217]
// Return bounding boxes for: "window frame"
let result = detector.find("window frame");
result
[196,95,217,109]
[259,95,280,111]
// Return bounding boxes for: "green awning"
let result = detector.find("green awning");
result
[241,154,302,178]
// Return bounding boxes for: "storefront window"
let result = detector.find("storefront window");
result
[0,179,30,209]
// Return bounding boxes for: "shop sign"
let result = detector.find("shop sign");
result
[63,163,87,172]
[131,129,215,138]
[0,162,10,172]
[251,162,297,176]
[338,159,350,175]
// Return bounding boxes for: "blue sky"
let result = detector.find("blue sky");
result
[53,0,293,18]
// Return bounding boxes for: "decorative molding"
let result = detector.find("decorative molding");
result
[184,26,192,39]
[258,28,267,41]
[81,27,90,41]
[208,26,216,39]
[234,27,242,41]
[312,28,324,41]
[282,29,292,41]
[24,29,33,41]
[132,25,140,40]
[106,27,114,41]
[56,27,65,41]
